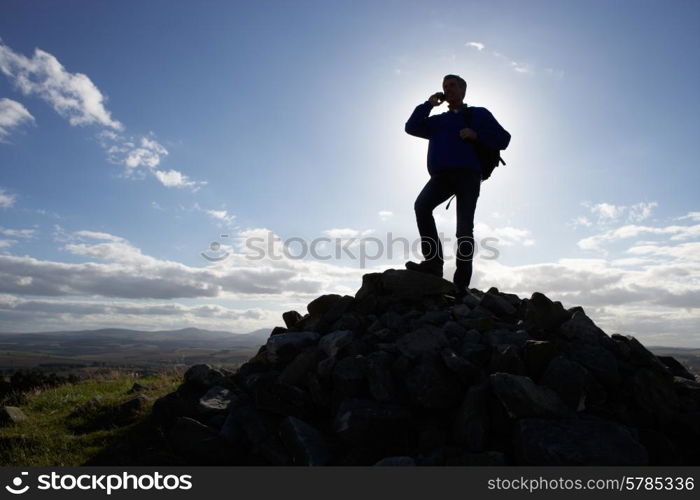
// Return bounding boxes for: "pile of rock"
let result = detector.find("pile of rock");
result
[153,269,700,465]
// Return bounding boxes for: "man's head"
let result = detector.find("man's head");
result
[442,74,467,106]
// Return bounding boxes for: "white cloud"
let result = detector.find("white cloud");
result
[99,132,204,190]
[627,202,658,222]
[0,227,36,239]
[578,222,700,251]
[467,204,700,346]
[0,97,34,141]
[570,216,593,228]
[510,61,533,74]
[469,254,700,347]
[192,203,237,228]
[72,230,125,242]
[474,45,562,78]
[378,210,393,221]
[581,201,658,226]
[0,41,122,129]
[0,41,205,191]
[0,188,17,208]
[573,201,660,236]
[475,222,535,247]
[323,228,375,239]
[678,211,700,222]
[626,241,700,262]
[590,202,625,221]
[1,215,700,344]
[100,131,173,176]
[154,169,205,190]
[123,136,168,169]
[205,208,236,226]
[1,227,372,302]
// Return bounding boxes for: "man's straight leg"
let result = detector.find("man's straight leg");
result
[453,168,481,290]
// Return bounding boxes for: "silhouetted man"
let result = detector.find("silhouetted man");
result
[404,74,510,295]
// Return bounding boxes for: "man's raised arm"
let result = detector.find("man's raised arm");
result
[405,93,443,139]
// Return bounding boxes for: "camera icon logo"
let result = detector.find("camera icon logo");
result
[5,472,29,494]
[201,235,230,262]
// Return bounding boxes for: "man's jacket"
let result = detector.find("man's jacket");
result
[405,101,511,176]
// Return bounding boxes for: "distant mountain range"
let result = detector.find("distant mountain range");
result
[0,327,274,371]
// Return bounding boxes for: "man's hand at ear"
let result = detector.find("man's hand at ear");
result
[459,128,478,141]
[428,92,445,106]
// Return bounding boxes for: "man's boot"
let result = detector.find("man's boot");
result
[405,259,443,278]
[453,265,469,297]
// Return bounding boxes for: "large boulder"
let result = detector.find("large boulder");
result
[265,331,320,364]
[170,417,236,465]
[0,406,27,426]
[356,269,455,301]
[280,416,332,466]
[490,373,571,418]
[525,292,570,333]
[183,364,230,389]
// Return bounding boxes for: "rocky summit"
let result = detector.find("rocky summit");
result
[153,269,700,466]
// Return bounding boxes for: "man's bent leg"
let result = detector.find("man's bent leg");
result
[413,173,454,270]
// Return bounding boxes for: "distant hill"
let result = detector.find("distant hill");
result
[0,327,273,371]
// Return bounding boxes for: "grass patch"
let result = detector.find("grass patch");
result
[0,369,182,466]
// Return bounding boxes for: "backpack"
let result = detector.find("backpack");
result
[463,106,507,181]
[444,106,509,210]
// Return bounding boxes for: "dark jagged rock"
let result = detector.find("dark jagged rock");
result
[333,398,412,446]
[118,394,148,418]
[307,294,343,317]
[396,326,448,359]
[658,356,696,380]
[363,351,397,402]
[183,364,230,389]
[127,382,146,394]
[318,330,353,357]
[491,373,572,419]
[404,355,462,409]
[153,269,700,465]
[523,340,557,379]
[480,289,517,317]
[280,416,332,465]
[356,269,455,302]
[541,356,587,411]
[451,380,489,451]
[525,292,570,334]
[265,331,320,365]
[170,417,236,465]
[514,417,649,465]
[282,311,302,329]
[489,345,526,376]
[278,347,321,387]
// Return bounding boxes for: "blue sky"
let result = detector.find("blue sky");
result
[1,0,699,346]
